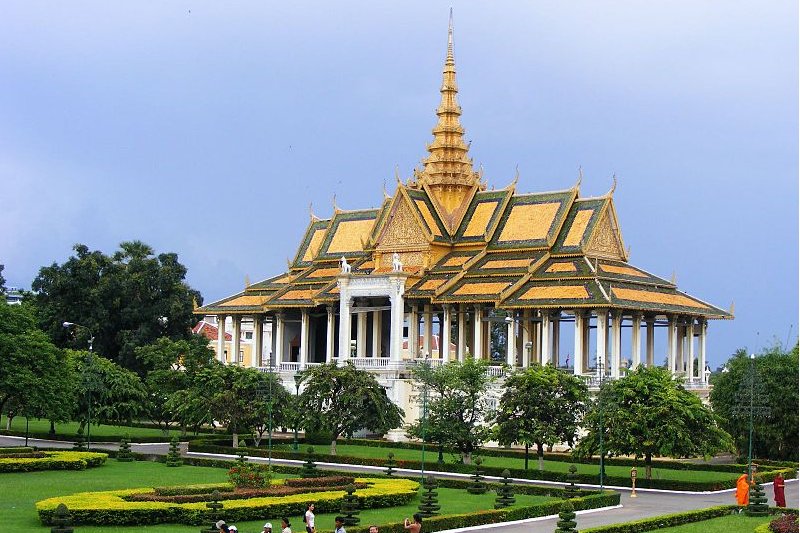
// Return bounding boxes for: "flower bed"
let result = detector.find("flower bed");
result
[126,480,368,504]
[37,477,419,526]
[0,451,107,473]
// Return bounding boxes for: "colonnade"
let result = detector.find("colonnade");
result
[212,304,710,383]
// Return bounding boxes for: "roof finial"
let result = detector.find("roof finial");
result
[244,274,251,288]
[309,202,319,222]
[575,166,584,189]
[332,193,339,213]
[608,174,617,196]
[383,178,390,200]
[729,301,735,315]
[447,7,455,65]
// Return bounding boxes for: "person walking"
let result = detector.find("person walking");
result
[281,518,292,533]
[404,513,422,533]
[773,472,786,507]
[334,516,346,533]
[304,503,316,533]
[735,473,750,506]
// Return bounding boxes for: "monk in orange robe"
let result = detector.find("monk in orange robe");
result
[773,473,786,507]
[736,473,750,505]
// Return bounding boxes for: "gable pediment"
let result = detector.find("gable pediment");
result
[376,194,430,251]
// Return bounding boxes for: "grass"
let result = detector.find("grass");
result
[647,513,773,532]
[272,444,739,484]
[1,416,211,440]
[3,458,555,533]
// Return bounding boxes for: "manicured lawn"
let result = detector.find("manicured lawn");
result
[649,513,773,532]
[1,416,211,440]
[273,444,739,484]
[4,458,555,532]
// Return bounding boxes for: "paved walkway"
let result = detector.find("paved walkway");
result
[3,436,796,532]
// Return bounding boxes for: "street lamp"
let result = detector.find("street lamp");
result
[63,321,94,451]
[420,352,430,483]
[292,372,303,452]
[747,353,755,483]
[596,356,606,489]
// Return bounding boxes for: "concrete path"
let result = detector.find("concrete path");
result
[4,436,796,532]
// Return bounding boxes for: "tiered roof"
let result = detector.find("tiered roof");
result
[197,17,731,321]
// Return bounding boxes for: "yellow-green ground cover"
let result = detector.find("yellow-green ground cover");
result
[0,450,106,472]
[628,514,772,532]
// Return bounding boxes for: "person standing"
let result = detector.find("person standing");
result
[281,518,292,533]
[368,526,379,533]
[404,513,422,533]
[773,473,786,508]
[334,516,346,533]
[735,473,750,506]
[263,523,273,533]
[304,503,316,533]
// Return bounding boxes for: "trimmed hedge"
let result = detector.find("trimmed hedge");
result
[37,477,419,526]
[582,505,798,533]
[0,446,35,454]
[188,439,795,491]
[0,451,107,473]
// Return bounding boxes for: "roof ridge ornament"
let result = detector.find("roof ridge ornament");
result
[606,174,617,197]
[575,166,583,191]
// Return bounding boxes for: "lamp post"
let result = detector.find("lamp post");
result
[420,352,430,483]
[293,372,303,452]
[63,321,94,451]
[747,353,755,483]
[630,467,638,497]
[597,356,605,489]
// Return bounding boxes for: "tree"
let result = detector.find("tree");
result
[495,364,589,470]
[65,349,148,430]
[0,264,6,294]
[298,362,404,455]
[574,366,733,479]
[407,358,496,464]
[135,335,215,434]
[31,241,202,374]
[0,303,71,426]
[710,344,799,461]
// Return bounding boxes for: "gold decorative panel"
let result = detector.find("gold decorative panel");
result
[443,255,472,267]
[453,281,511,296]
[519,285,588,300]
[600,264,647,277]
[414,199,442,237]
[497,202,560,242]
[418,278,446,291]
[302,229,327,262]
[307,267,341,278]
[563,209,595,246]
[482,258,531,269]
[464,202,498,237]
[378,198,428,249]
[545,262,577,273]
[586,212,623,259]
[328,220,375,253]
[612,287,707,308]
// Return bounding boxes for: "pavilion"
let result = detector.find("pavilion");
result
[196,18,732,394]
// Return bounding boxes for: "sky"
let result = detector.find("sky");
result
[1,1,797,368]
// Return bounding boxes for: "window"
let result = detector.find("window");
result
[238,350,244,363]
[244,332,253,340]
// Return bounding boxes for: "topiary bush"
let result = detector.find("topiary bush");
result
[418,475,440,518]
[117,435,133,462]
[746,481,769,517]
[165,437,182,467]
[555,500,577,533]
[341,484,361,526]
[72,428,86,451]
[467,457,487,495]
[49,503,74,533]
[494,469,515,508]
[385,452,397,476]
[301,446,320,478]
[563,465,580,499]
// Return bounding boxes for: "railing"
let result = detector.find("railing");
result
[484,365,507,378]
[349,357,392,369]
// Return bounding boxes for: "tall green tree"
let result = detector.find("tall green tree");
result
[0,303,71,425]
[0,264,6,294]
[710,344,799,461]
[66,350,147,430]
[574,366,733,479]
[135,335,216,434]
[407,358,496,464]
[299,362,404,455]
[495,364,590,470]
[31,241,202,373]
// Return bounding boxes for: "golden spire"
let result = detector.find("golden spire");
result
[414,9,481,190]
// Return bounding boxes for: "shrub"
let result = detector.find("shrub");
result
[769,513,798,533]
[228,463,270,489]
[0,451,107,473]
[418,475,440,517]
[494,470,515,508]
[284,476,355,487]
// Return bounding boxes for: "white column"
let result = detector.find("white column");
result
[232,316,242,364]
[275,312,286,363]
[457,304,466,361]
[338,295,352,362]
[326,306,336,362]
[631,314,642,369]
[552,313,561,367]
[699,320,708,383]
[442,307,452,361]
[372,310,382,358]
[573,311,584,375]
[540,312,551,365]
[677,324,685,374]
[522,309,531,368]
[473,305,483,359]
[357,311,368,358]
[582,316,590,371]
[216,315,227,363]
[423,304,433,357]
[667,315,677,373]
[253,315,263,367]
[610,312,621,378]
[300,309,310,367]
[270,314,278,367]
[687,319,696,381]
[596,310,608,376]
[645,317,655,367]
[409,306,419,358]
[506,314,516,366]
[532,312,541,362]
[389,291,404,362]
